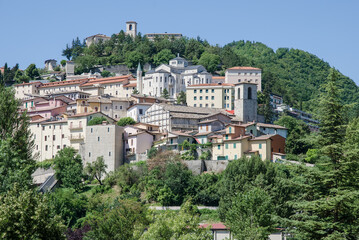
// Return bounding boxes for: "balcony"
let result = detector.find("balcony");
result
[69,124,83,130]
[69,133,84,141]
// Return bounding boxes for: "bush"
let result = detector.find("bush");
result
[117,117,136,126]
[88,116,108,126]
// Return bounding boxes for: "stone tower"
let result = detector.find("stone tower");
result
[234,82,257,123]
[137,62,143,94]
[126,21,137,38]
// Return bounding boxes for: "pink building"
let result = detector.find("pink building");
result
[26,97,70,119]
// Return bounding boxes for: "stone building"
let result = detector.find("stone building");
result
[140,103,229,132]
[144,33,182,41]
[81,124,124,173]
[44,59,57,71]
[234,82,257,123]
[14,81,43,100]
[126,21,137,38]
[225,66,262,91]
[85,34,111,47]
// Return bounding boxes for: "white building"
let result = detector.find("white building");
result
[85,34,111,47]
[127,103,153,122]
[139,56,212,99]
[225,66,262,91]
[14,82,43,100]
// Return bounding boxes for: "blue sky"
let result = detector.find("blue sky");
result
[1,0,358,84]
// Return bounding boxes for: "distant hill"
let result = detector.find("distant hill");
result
[62,33,359,115]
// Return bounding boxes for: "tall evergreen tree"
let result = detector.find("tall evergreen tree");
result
[289,69,359,239]
[0,85,35,193]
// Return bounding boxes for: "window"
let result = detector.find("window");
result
[225,143,228,149]
[248,87,252,99]
[53,135,55,141]
[91,128,93,133]
[229,127,232,133]
[211,103,214,107]
[259,154,262,159]
[218,145,220,150]
[225,155,228,160]
[45,136,47,141]
[57,145,60,149]
[259,143,262,149]
[211,96,214,100]
[109,152,111,156]
[237,88,240,99]
[194,89,197,93]
[115,106,118,110]
[160,77,162,82]
[233,143,236,148]
[200,96,202,100]
[45,145,48,151]
[120,106,122,110]
[205,104,208,107]
[194,104,197,107]
[139,109,143,114]
[108,127,110,132]
[170,138,173,144]
[205,89,208,93]
[98,137,100,141]
[200,104,202,107]
[194,96,197,100]
[205,96,208,100]
[225,134,228,140]
[89,152,91,157]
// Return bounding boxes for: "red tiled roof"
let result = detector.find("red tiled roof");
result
[15,81,43,87]
[226,110,234,115]
[81,75,134,87]
[187,83,234,87]
[39,79,90,89]
[124,83,137,87]
[212,76,225,79]
[199,223,228,230]
[227,66,261,71]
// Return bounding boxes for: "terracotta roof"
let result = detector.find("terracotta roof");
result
[39,79,90,88]
[187,83,234,87]
[67,112,100,118]
[81,75,133,87]
[169,131,193,137]
[199,119,222,124]
[195,131,213,136]
[124,83,137,87]
[212,76,225,79]
[257,123,287,130]
[42,120,67,125]
[15,81,43,87]
[199,223,228,230]
[227,66,261,71]
[250,134,276,140]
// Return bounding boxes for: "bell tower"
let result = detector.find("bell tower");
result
[234,82,257,123]
[126,21,137,38]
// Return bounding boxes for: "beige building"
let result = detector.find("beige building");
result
[80,75,136,98]
[30,119,70,161]
[14,82,43,100]
[186,83,235,110]
[85,34,111,47]
[76,95,130,119]
[144,33,182,41]
[225,66,262,91]
[38,78,90,96]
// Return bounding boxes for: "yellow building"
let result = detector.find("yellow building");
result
[186,83,235,110]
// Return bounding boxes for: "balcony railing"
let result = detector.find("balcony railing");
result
[69,124,83,130]
[69,133,84,141]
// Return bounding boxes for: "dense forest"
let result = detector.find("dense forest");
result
[61,31,359,115]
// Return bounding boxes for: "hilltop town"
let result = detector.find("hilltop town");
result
[1,20,359,240]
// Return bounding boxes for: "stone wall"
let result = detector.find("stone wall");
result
[182,160,231,175]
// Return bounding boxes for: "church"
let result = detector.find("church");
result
[137,56,212,99]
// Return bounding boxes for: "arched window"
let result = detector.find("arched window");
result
[84,107,87,113]
[237,88,240,99]
[248,87,252,99]
[129,24,132,30]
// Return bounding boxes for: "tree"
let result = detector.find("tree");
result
[60,60,67,66]
[132,88,139,95]
[125,51,145,69]
[85,199,146,240]
[53,147,83,190]
[140,200,212,240]
[0,85,35,193]
[88,116,108,126]
[100,70,111,77]
[85,156,107,185]
[49,188,87,227]
[117,117,136,126]
[261,71,275,123]
[176,91,186,105]
[0,185,66,239]
[153,49,175,66]
[161,88,169,99]
[225,188,275,240]
[288,69,359,239]
[147,147,158,159]
[198,51,221,73]
[25,63,40,79]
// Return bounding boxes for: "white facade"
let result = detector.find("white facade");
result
[257,123,288,138]
[124,126,154,155]
[14,82,43,100]
[30,120,70,161]
[126,21,137,38]
[127,103,152,122]
[141,57,212,98]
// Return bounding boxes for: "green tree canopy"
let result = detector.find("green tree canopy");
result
[85,156,107,185]
[53,147,83,190]
[25,63,40,80]
[88,116,108,126]
[117,117,136,126]
[153,49,175,66]
[198,51,221,73]
[161,88,169,99]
